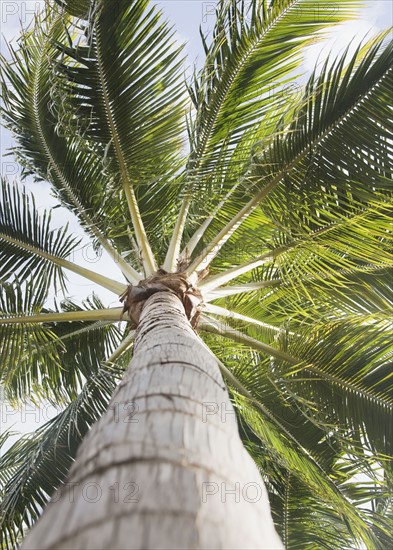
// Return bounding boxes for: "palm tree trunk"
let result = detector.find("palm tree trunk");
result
[21,292,283,550]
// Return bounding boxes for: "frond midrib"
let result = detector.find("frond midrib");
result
[191,0,298,169]
[0,232,125,294]
[201,316,393,411]
[95,19,157,275]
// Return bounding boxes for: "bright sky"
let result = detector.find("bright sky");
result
[0,0,392,448]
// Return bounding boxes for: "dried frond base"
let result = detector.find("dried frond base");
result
[120,270,204,327]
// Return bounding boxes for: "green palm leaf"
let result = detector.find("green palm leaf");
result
[202,336,391,547]
[215,267,392,332]
[189,0,360,174]
[51,0,187,271]
[0,178,126,294]
[0,283,123,402]
[0,10,141,281]
[167,0,363,268]
[188,35,393,275]
[202,312,392,455]
[202,335,389,548]
[54,0,90,18]
[0,179,79,293]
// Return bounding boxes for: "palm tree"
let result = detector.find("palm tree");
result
[0,0,392,547]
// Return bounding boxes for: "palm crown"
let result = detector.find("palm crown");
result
[0,0,392,548]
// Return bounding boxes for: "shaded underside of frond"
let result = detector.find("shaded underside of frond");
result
[1,7,144,280]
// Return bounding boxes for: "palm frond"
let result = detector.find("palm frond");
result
[0,9,141,282]
[173,0,362,263]
[222,197,392,304]
[236,394,388,549]
[54,0,90,18]
[52,0,188,272]
[202,333,391,548]
[200,314,297,363]
[251,450,392,549]
[0,179,126,294]
[283,316,393,456]
[211,267,392,338]
[0,284,124,402]
[258,263,393,330]
[187,35,393,275]
[201,313,393,457]
[189,0,361,175]
[0,179,77,293]
[201,333,387,548]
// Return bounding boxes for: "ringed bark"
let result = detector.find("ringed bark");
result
[21,289,283,550]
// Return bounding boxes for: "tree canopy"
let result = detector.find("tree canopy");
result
[0,0,392,548]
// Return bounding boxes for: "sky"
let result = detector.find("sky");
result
[0,0,392,447]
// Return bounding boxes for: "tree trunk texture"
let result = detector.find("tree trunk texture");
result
[21,292,283,550]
